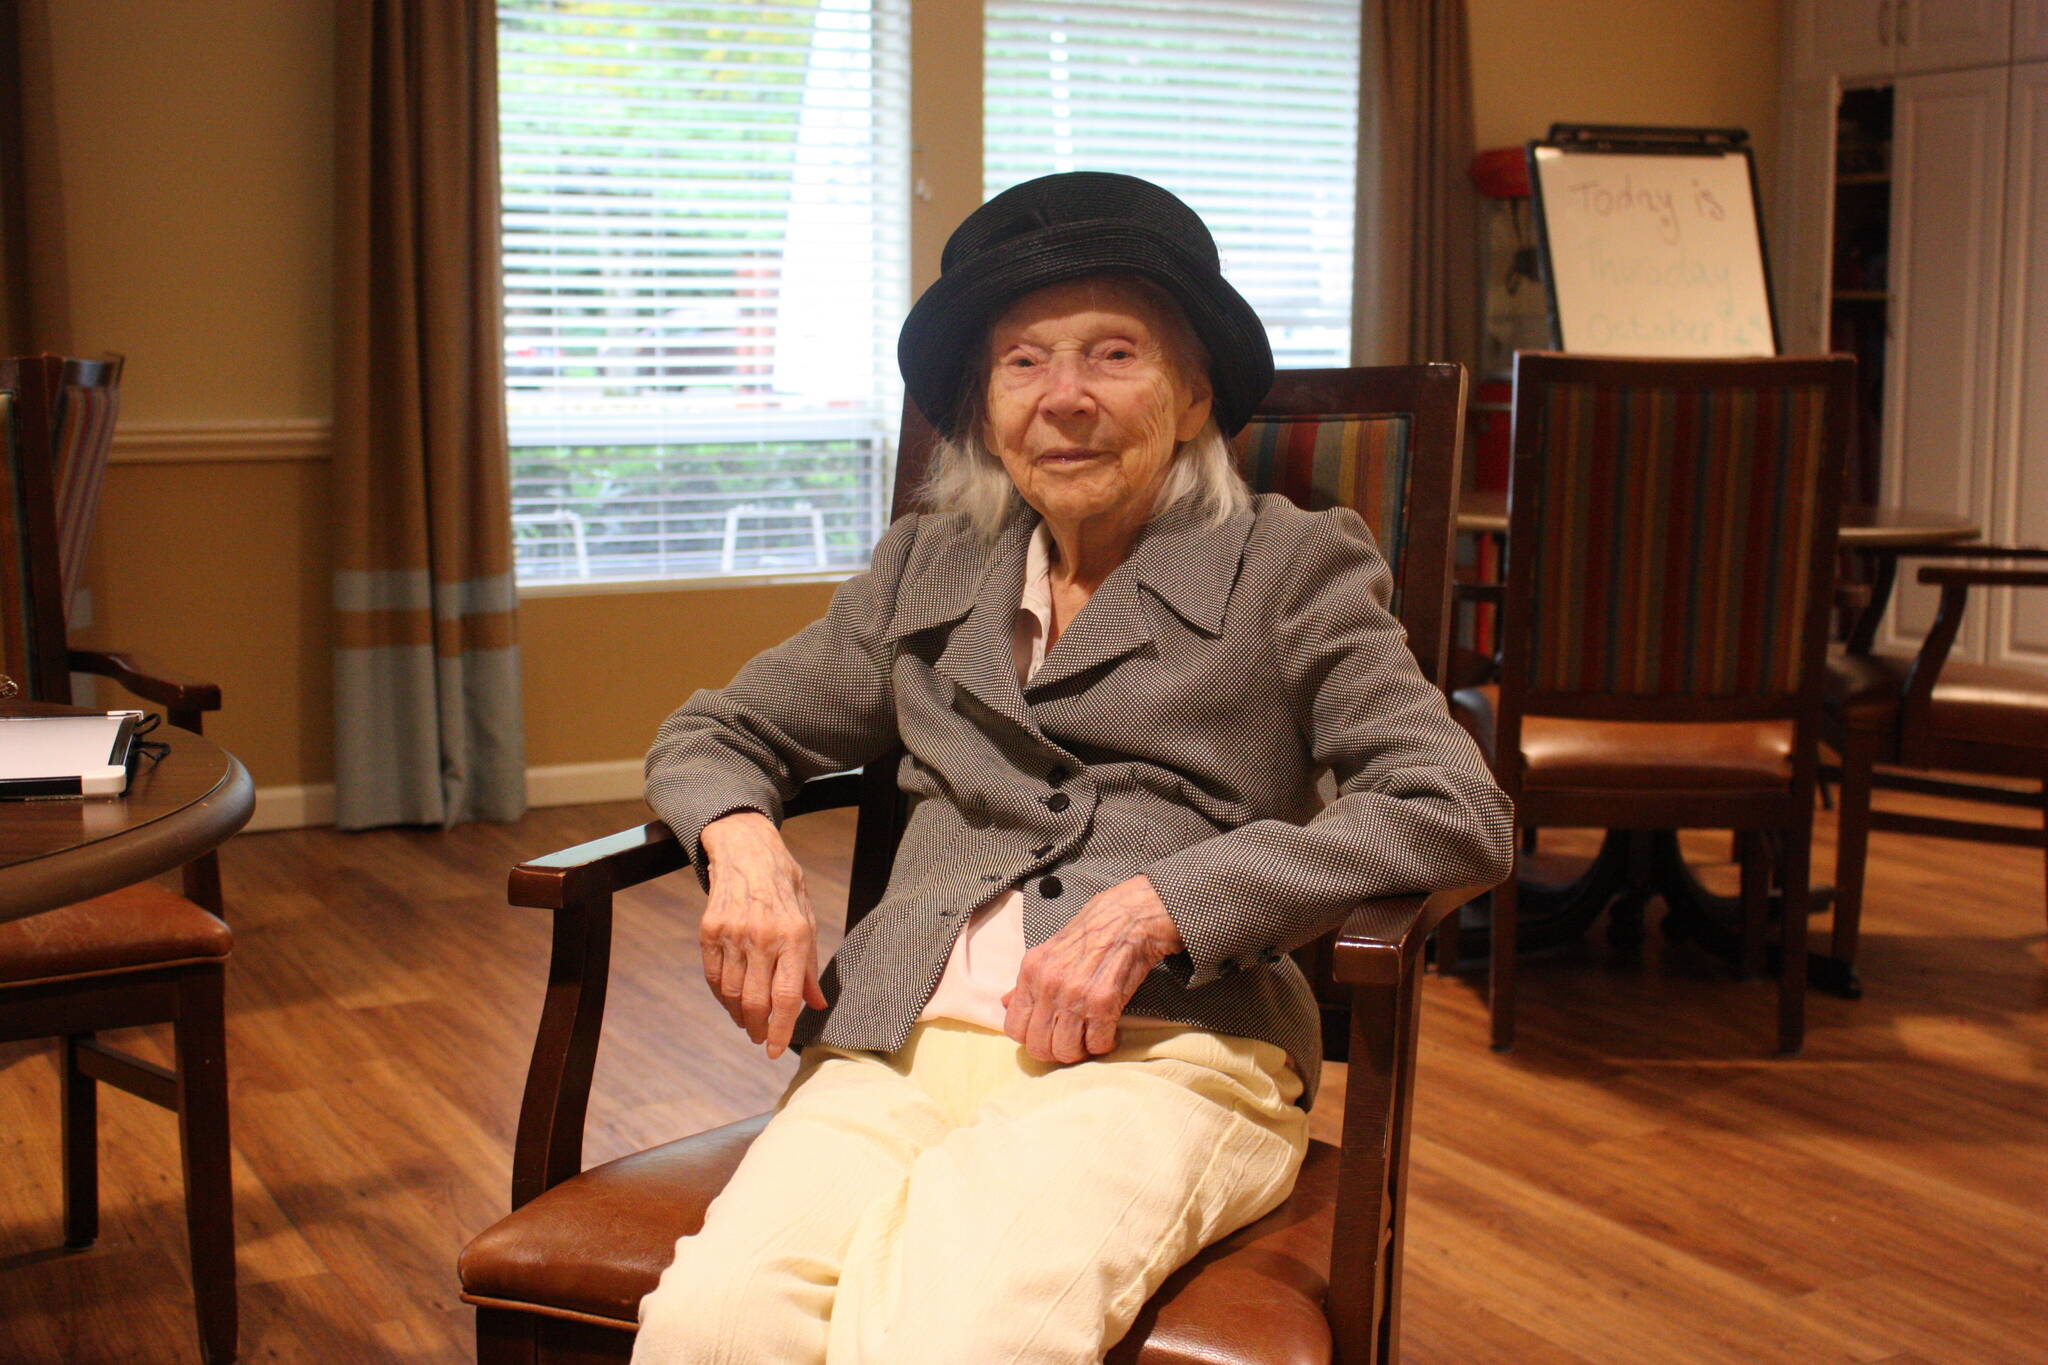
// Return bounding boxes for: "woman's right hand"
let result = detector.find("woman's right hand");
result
[698,811,829,1059]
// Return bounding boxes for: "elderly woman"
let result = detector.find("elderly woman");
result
[634,172,1512,1364]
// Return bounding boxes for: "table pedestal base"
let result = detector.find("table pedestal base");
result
[1445,830,1863,999]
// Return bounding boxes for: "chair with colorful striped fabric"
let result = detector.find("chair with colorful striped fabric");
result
[1471,352,1853,1055]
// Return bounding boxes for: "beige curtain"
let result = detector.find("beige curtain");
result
[1353,0,1478,369]
[0,0,70,355]
[333,0,525,829]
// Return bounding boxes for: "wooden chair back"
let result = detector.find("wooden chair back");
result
[46,354,124,615]
[0,356,71,701]
[1497,353,1853,779]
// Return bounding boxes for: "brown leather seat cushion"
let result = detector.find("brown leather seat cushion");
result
[1455,685,1794,792]
[0,882,231,987]
[460,1117,1337,1365]
[1828,648,2048,749]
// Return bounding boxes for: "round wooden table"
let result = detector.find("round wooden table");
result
[0,702,254,924]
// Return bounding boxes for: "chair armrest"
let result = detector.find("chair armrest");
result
[1330,882,1496,987]
[1917,565,2048,589]
[506,769,867,1207]
[68,648,221,714]
[506,771,866,910]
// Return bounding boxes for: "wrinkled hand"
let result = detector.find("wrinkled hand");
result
[1002,874,1184,1064]
[698,811,829,1059]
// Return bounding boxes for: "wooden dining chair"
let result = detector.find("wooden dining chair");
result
[459,364,1499,1365]
[1464,352,1854,1055]
[0,358,238,1363]
[1825,546,2048,976]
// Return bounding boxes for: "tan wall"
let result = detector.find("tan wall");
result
[1468,0,1781,174]
[47,0,1781,796]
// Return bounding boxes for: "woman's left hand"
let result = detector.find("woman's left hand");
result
[1002,874,1184,1064]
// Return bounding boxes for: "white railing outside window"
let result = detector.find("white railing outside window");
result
[984,1,1360,369]
[499,0,910,585]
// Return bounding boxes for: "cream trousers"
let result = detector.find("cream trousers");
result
[630,1019,1308,1365]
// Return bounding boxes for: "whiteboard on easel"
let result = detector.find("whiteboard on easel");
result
[1527,126,1778,357]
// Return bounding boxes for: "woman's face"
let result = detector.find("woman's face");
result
[980,277,1212,537]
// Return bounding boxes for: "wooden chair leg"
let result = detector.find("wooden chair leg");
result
[1737,833,1769,980]
[1778,826,1812,1056]
[1490,863,1518,1052]
[1332,958,1426,1365]
[1832,728,1879,967]
[62,1033,99,1249]
[175,969,236,1364]
[1431,916,1459,975]
[183,850,225,918]
[474,1305,542,1365]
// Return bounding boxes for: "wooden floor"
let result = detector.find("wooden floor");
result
[2,791,2044,1364]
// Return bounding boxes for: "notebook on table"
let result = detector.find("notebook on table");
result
[0,712,143,798]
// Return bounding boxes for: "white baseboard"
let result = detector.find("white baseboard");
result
[524,758,646,809]
[249,783,338,832]
[247,759,644,833]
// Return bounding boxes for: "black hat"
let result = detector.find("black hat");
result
[897,172,1275,438]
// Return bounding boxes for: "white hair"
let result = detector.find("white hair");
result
[917,419,1250,540]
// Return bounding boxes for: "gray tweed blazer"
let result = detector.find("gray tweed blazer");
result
[646,492,1513,1105]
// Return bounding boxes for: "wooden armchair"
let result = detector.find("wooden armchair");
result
[0,356,238,1362]
[1825,547,2048,975]
[459,365,1495,1365]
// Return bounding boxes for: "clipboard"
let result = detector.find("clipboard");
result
[0,711,143,798]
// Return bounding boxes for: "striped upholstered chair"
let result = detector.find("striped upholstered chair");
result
[45,354,125,621]
[1464,353,1854,1055]
[459,365,1488,1365]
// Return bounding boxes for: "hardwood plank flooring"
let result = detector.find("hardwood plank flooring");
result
[1,791,2042,1363]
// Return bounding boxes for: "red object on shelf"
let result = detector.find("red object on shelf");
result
[1468,147,1530,200]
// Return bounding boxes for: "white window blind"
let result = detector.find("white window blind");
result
[984,0,1359,368]
[498,0,909,584]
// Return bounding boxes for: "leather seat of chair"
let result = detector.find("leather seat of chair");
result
[0,883,231,986]
[1828,648,2048,748]
[460,1117,1340,1365]
[1456,685,1794,791]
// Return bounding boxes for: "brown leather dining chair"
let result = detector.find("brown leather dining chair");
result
[459,364,1498,1365]
[1458,352,1855,1056]
[0,356,238,1363]
[1825,547,2048,977]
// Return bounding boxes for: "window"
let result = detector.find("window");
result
[985,1,1360,368]
[499,0,910,585]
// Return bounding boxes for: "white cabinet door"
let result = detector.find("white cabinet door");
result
[1881,66,2009,659]
[2017,0,2048,61]
[1794,0,1897,82]
[1896,0,2012,73]
[1990,63,2048,668]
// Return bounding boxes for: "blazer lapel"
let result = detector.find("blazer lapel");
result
[1024,498,1256,696]
[920,509,1040,736]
